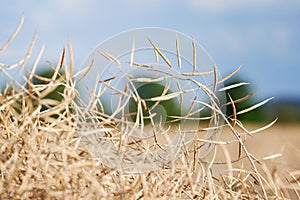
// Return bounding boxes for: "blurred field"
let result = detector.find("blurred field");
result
[215,123,300,172]
[244,124,300,170]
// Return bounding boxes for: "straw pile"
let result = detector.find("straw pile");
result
[0,18,299,199]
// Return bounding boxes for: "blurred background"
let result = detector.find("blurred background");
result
[1,0,299,123]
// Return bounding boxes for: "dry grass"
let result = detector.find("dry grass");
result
[0,18,299,199]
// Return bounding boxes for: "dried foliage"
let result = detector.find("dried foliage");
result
[0,18,299,199]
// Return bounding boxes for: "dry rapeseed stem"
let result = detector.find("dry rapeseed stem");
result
[0,19,298,199]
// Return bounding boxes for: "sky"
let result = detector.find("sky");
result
[1,0,300,100]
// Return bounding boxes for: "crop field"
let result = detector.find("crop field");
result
[1,19,300,199]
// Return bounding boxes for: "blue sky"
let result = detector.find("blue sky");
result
[1,0,300,100]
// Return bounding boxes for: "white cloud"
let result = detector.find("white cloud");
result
[14,0,166,33]
[187,0,300,14]
[124,0,166,11]
[208,24,295,62]
[213,29,246,54]
[271,26,293,58]
[274,26,292,46]
[22,0,96,31]
[54,0,93,14]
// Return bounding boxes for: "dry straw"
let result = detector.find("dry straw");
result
[0,18,299,199]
